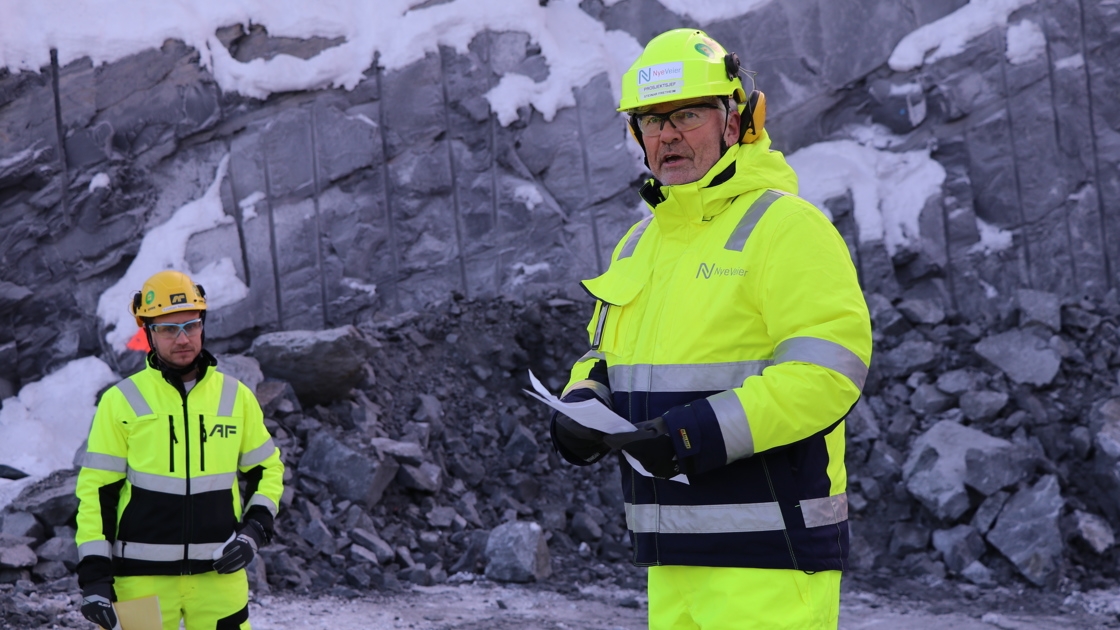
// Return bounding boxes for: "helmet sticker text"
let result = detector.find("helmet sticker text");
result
[170,293,187,304]
[636,62,684,101]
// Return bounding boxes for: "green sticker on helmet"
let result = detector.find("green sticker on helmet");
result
[694,43,715,58]
[145,290,155,305]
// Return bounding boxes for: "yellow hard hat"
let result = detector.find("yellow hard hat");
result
[618,29,766,144]
[130,270,207,326]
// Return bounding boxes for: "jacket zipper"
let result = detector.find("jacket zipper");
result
[761,454,799,570]
[167,415,178,473]
[199,415,207,472]
[181,389,193,569]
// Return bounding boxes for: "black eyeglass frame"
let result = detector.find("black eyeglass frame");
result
[630,102,724,137]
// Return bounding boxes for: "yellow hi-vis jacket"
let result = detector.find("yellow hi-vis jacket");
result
[564,132,872,570]
[75,358,284,580]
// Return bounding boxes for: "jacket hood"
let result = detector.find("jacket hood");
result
[639,130,799,228]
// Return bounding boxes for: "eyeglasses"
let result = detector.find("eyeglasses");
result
[631,103,723,137]
[147,318,203,339]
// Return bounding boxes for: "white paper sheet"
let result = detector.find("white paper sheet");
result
[524,370,689,484]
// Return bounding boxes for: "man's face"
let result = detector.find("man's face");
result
[149,310,203,370]
[639,97,741,186]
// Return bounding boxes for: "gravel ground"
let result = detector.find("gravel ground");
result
[237,580,1120,630]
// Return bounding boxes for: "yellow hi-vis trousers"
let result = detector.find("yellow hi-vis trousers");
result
[648,566,841,630]
[114,571,250,630]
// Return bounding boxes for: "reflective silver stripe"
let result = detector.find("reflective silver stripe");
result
[217,375,240,417]
[79,452,128,473]
[247,493,279,517]
[801,493,849,528]
[239,439,276,469]
[625,502,786,534]
[115,377,152,417]
[77,540,111,561]
[608,361,771,393]
[562,379,612,405]
[708,390,753,462]
[774,337,868,391]
[618,215,653,259]
[725,189,787,251]
[577,349,606,363]
[591,303,610,351]
[114,540,224,562]
[128,470,235,495]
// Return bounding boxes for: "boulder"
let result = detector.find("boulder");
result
[902,421,1030,521]
[932,525,986,573]
[974,330,1061,387]
[298,431,399,507]
[215,353,264,394]
[484,521,550,583]
[959,390,1008,422]
[1016,289,1062,331]
[879,340,941,377]
[986,475,1065,587]
[249,326,377,404]
[1064,510,1115,555]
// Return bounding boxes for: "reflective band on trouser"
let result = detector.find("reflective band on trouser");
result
[724,189,788,252]
[128,469,236,495]
[114,540,224,562]
[707,390,753,462]
[618,215,653,259]
[239,439,276,469]
[801,493,848,528]
[78,540,112,561]
[775,336,868,391]
[247,493,279,517]
[562,379,612,404]
[79,451,128,473]
[115,377,153,417]
[217,375,240,417]
[608,360,770,393]
[626,502,785,534]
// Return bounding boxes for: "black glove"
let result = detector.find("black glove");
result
[550,389,611,465]
[80,579,117,629]
[613,417,680,479]
[213,519,266,574]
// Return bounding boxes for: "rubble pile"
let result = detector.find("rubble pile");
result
[2,288,1120,626]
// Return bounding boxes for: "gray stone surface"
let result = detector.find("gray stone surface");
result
[249,326,377,403]
[986,475,1065,587]
[959,390,1009,422]
[974,330,1062,386]
[879,340,942,378]
[298,430,399,507]
[484,521,551,583]
[903,421,1022,520]
[1065,510,1115,555]
[1017,289,1063,331]
[932,525,986,574]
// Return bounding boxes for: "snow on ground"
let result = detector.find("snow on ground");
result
[786,129,947,257]
[889,0,1040,71]
[0,357,118,506]
[96,155,250,352]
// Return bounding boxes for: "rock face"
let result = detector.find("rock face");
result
[484,521,551,583]
[249,326,377,403]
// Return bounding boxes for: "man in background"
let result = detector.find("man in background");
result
[76,270,284,630]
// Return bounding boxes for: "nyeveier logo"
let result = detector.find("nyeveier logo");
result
[636,62,683,86]
[696,263,748,279]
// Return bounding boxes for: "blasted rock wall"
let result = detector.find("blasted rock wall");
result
[2,0,1119,391]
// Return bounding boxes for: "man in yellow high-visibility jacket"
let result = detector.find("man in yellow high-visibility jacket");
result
[550,29,872,630]
[75,270,284,630]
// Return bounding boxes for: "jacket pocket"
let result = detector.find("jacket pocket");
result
[582,271,646,356]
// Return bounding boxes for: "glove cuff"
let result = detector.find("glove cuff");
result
[243,506,274,542]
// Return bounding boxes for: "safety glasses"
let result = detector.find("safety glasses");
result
[147,318,203,339]
[631,103,722,137]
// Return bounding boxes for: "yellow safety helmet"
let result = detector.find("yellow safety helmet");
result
[130,270,207,326]
[618,28,766,145]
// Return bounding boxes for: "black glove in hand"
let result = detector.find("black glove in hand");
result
[617,417,680,479]
[214,519,265,574]
[550,388,612,465]
[80,579,117,629]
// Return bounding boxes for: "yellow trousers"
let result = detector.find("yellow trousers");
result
[114,571,250,630]
[648,566,840,630]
